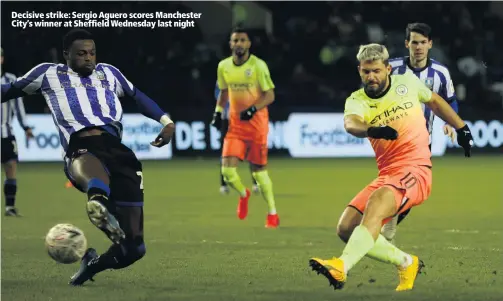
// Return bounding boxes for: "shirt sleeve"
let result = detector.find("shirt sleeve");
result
[10,63,52,95]
[217,62,227,90]
[257,60,275,91]
[344,95,367,119]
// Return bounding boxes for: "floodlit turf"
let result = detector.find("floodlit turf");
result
[2,155,502,301]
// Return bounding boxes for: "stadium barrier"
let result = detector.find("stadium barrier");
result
[11,112,502,162]
[12,114,173,161]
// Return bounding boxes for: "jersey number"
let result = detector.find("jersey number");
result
[136,171,144,190]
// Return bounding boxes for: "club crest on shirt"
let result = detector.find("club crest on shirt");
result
[245,69,252,77]
[396,84,408,96]
[424,77,434,90]
[96,70,105,80]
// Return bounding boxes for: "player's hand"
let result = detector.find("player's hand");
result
[240,105,257,121]
[151,123,175,148]
[24,127,34,139]
[443,124,456,143]
[455,124,474,157]
[211,112,222,128]
[367,126,398,140]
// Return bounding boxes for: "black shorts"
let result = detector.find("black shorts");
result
[1,136,18,164]
[64,133,144,207]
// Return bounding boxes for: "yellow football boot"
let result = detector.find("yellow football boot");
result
[309,257,347,290]
[396,255,425,291]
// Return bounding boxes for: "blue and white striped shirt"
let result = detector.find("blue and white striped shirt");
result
[1,63,165,151]
[1,72,28,138]
[390,57,459,135]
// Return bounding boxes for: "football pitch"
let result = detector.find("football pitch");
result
[2,155,502,301]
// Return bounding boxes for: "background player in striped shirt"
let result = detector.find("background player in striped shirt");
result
[382,23,460,243]
[211,27,279,228]
[214,81,259,195]
[1,47,34,216]
[1,29,175,285]
[309,44,473,292]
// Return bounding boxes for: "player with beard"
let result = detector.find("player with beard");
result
[210,27,279,228]
[309,44,473,291]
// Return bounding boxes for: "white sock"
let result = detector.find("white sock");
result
[399,254,413,269]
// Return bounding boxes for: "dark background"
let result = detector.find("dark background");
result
[2,1,503,120]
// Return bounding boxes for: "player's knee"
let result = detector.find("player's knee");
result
[336,222,354,243]
[221,166,237,182]
[123,237,146,264]
[3,160,16,172]
[366,187,396,217]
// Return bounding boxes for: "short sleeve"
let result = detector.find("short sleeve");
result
[257,60,275,91]
[217,62,227,90]
[344,96,367,118]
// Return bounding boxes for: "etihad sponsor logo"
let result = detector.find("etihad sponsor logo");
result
[229,83,254,91]
[370,101,413,125]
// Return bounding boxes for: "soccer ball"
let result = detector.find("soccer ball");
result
[45,223,87,264]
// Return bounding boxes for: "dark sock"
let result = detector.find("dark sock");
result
[90,240,146,273]
[4,179,17,207]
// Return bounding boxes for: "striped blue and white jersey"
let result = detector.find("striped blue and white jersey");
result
[390,57,459,136]
[1,62,165,151]
[1,72,28,138]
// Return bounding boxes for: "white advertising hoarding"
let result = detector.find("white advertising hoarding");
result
[10,114,172,161]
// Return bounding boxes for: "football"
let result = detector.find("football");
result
[45,223,87,264]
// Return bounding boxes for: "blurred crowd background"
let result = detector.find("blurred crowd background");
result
[2,1,503,118]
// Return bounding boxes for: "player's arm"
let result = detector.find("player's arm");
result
[424,92,465,130]
[13,96,34,138]
[440,69,459,113]
[240,60,275,120]
[343,97,398,140]
[418,78,473,156]
[1,63,52,102]
[344,114,369,138]
[211,64,228,127]
[104,64,174,146]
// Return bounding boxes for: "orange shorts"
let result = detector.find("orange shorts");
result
[348,165,432,224]
[222,137,268,166]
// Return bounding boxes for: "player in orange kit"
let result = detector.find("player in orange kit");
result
[309,44,474,291]
[211,27,279,228]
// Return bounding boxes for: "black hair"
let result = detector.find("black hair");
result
[230,26,250,39]
[63,28,94,51]
[406,23,432,41]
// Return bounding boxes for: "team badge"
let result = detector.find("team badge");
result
[396,84,408,96]
[425,77,434,90]
[96,70,105,80]
[245,69,252,77]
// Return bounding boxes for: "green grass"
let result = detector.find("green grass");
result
[2,155,503,301]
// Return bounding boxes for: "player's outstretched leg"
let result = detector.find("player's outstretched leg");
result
[251,165,279,228]
[3,160,20,217]
[310,188,423,291]
[250,163,260,194]
[68,153,125,244]
[70,206,146,285]
[221,157,250,220]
